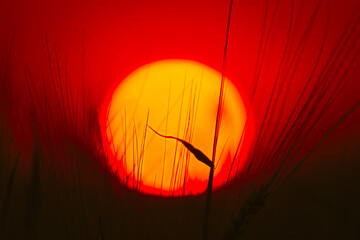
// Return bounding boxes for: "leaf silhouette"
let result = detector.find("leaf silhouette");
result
[148,126,214,169]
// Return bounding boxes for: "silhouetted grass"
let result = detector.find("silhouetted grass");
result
[0,0,359,239]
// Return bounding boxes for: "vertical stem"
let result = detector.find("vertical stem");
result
[203,0,234,239]
[203,165,214,240]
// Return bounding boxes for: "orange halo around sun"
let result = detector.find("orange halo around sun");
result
[100,59,247,196]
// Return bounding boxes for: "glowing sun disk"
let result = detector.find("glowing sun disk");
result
[102,59,246,196]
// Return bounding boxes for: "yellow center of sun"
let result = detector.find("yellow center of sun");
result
[104,59,246,195]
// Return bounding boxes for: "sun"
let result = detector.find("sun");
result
[100,59,247,196]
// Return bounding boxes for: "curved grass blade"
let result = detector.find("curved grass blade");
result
[147,125,214,169]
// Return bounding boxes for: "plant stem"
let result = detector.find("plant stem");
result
[203,0,234,239]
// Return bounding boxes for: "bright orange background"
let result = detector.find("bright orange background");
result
[1,0,359,192]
